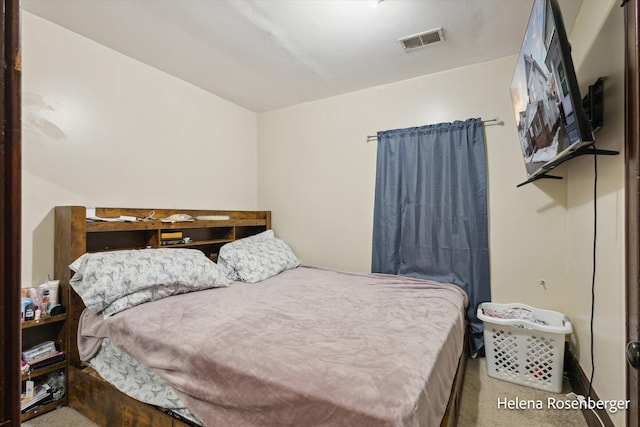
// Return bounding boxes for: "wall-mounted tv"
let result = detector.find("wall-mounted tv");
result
[509,0,594,185]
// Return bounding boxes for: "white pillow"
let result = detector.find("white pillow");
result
[218,231,299,283]
[70,248,231,315]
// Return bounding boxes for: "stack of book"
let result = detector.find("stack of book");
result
[21,383,51,412]
[161,231,190,245]
[22,341,65,371]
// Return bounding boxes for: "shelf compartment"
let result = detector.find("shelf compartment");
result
[87,230,157,252]
[22,324,65,353]
[21,397,67,422]
[236,225,268,239]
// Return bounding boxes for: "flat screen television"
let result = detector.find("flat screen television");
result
[509,0,594,184]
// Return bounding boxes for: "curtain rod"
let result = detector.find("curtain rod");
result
[366,117,503,142]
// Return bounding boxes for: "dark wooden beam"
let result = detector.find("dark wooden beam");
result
[0,0,21,425]
[625,1,640,426]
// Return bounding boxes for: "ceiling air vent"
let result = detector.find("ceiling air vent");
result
[399,28,445,52]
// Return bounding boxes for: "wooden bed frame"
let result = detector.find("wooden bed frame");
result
[54,206,467,427]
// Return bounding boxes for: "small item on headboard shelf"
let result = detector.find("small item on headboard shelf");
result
[86,207,138,222]
[160,237,192,246]
[87,215,137,223]
[160,214,194,223]
[196,215,230,221]
[160,231,183,240]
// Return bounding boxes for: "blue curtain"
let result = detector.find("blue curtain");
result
[371,118,490,354]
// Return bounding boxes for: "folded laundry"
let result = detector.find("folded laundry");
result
[482,307,549,325]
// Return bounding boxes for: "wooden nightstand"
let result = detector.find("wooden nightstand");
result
[20,287,69,421]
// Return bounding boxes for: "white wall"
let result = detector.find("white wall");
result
[566,2,626,425]
[257,55,570,312]
[22,11,259,286]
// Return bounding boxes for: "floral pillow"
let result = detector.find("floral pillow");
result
[70,248,231,315]
[218,230,300,283]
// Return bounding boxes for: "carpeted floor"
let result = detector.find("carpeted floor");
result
[458,357,588,426]
[22,357,588,427]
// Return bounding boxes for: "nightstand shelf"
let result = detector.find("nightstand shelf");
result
[20,287,69,421]
[21,399,67,422]
[21,360,68,382]
[21,313,67,329]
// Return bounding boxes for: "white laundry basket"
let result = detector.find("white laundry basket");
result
[477,302,572,393]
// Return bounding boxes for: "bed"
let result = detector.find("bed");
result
[54,206,469,427]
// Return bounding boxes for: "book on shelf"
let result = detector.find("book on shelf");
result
[22,341,57,364]
[160,237,192,246]
[21,383,51,412]
[161,238,184,246]
[161,231,183,239]
[28,351,65,371]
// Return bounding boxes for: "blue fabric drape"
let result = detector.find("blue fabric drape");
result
[371,118,490,354]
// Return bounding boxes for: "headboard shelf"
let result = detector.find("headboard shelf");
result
[86,218,268,232]
[54,205,271,368]
[56,206,271,273]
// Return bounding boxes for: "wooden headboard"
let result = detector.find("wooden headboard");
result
[53,206,271,368]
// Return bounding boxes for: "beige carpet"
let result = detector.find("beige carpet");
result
[22,357,588,427]
[459,357,588,426]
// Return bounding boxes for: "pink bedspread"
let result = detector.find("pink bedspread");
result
[78,265,468,427]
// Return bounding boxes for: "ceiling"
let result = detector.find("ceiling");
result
[22,0,583,113]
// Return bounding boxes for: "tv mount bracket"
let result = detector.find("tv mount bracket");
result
[516,147,619,188]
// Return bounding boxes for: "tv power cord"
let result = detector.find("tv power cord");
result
[565,392,605,427]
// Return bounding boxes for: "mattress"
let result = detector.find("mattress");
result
[78,265,468,427]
